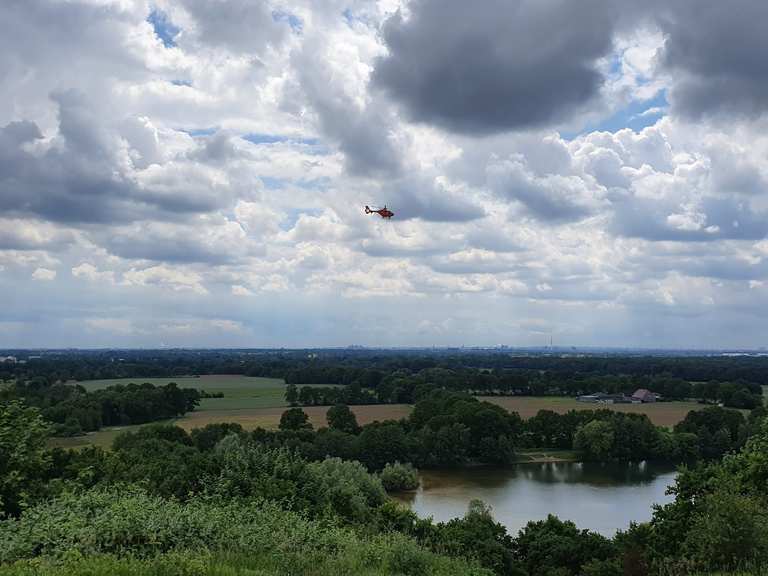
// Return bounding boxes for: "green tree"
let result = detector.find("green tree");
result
[436,500,523,576]
[514,514,616,576]
[683,491,768,570]
[326,404,359,434]
[0,400,51,516]
[380,461,419,492]
[279,407,312,431]
[285,383,298,406]
[190,422,244,451]
[357,423,410,470]
[574,420,614,460]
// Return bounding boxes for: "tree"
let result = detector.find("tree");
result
[379,461,419,492]
[683,492,768,570]
[357,423,410,470]
[574,420,614,460]
[514,514,616,576]
[285,383,298,406]
[326,404,359,434]
[190,422,244,451]
[436,500,523,576]
[279,407,312,431]
[0,400,51,516]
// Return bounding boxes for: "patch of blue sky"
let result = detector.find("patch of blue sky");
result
[279,207,324,231]
[261,175,331,191]
[565,91,668,139]
[147,8,179,48]
[179,127,218,137]
[170,79,192,87]
[342,7,376,28]
[243,133,322,148]
[272,10,302,32]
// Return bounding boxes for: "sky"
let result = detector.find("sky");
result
[2,0,768,349]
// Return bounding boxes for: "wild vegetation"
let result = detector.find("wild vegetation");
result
[2,392,768,575]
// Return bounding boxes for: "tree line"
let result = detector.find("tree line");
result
[277,391,761,468]
[0,380,200,436]
[4,348,768,386]
[288,370,763,409]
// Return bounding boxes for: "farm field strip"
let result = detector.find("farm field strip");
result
[480,396,707,427]
[175,404,414,432]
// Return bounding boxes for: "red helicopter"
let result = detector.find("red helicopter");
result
[365,205,394,219]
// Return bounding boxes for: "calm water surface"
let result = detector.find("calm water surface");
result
[395,462,677,536]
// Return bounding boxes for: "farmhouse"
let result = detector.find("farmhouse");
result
[632,389,658,403]
[577,393,634,404]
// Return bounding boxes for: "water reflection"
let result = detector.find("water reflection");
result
[395,461,676,536]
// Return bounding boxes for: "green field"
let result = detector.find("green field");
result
[53,375,341,449]
[72,375,342,411]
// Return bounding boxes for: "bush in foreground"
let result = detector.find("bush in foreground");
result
[379,461,419,492]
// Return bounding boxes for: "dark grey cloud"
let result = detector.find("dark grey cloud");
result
[372,0,623,135]
[0,95,137,224]
[657,1,768,119]
[0,92,241,224]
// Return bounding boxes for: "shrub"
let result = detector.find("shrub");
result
[379,462,419,492]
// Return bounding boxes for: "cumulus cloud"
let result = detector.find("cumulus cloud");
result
[656,1,768,120]
[176,0,289,55]
[373,0,626,134]
[3,0,768,348]
[32,267,57,281]
[487,155,605,222]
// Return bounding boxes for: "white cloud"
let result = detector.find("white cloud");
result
[72,263,115,284]
[1,0,768,348]
[32,267,56,281]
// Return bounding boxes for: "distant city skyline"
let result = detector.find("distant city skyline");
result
[2,0,768,348]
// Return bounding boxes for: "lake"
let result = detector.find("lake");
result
[395,461,677,536]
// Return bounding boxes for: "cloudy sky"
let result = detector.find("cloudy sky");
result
[2,0,768,349]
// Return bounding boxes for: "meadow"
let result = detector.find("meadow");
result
[75,375,296,411]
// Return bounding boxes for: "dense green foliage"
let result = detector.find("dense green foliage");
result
[0,402,50,517]
[2,389,768,575]
[379,461,419,492]
[0,380,200,436]
[263,393,755,468]
[0,490,489,576]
